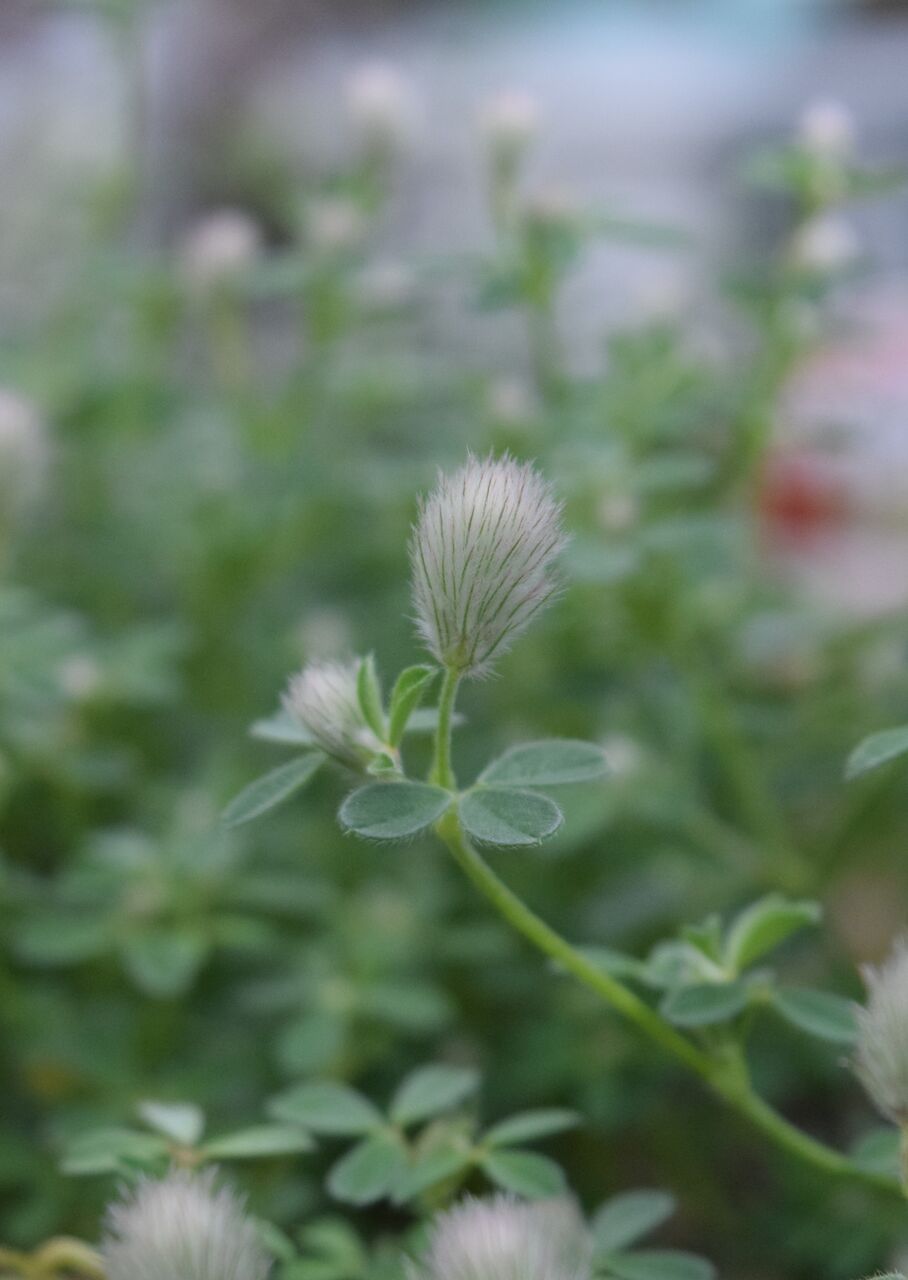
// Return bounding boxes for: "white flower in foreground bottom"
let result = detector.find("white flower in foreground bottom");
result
[283,657,382,764]
[855,939,908,1122]
[419,1195,590,1280]
[410,454,566,678]
[102,1168,269,1280]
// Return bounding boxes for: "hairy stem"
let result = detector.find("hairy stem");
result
[430,667,461,789]
[435,810,903,1199]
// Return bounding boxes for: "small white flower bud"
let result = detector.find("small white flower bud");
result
[410,454,567,678]
[346,62,414,148]
[419,1195,590,1280]
[855,939,908,1123]
[306,198,365,255]
[180,210,263,291]
[480,91,540,154]
[789,213,860,274]
[102,1168,269,1280]
[283,657,382,764]
[797,99,856,159]
[0,389,48,519]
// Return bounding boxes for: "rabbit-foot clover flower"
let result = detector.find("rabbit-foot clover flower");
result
[283,657,383,765]
[102,1168,269,1280]
[410,454,567,678]
[855,939,908,1123]
[419,1195,590,1280]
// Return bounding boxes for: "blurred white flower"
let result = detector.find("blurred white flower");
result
[788,213,860,274]
[297,608,353,661]
[306,198,365,256]
[355,259,416,311]
[283,658,382,764]
[480,90,540,154]
[601,733,643,778]
[797,99,856,159]
[419,1195,590,1280]
[410,454,566,678]
[855,939,908,1123]
[180,210,263,291]
[57,655,102,701]
[102,1168,269,1280]
[596,490,638,533]
[0,388,49,519]
[346,62,415,148]
[486,376,537,426]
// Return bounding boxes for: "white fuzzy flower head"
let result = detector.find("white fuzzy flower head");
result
[855,939,908,1123]
[789,213,860,274]
[410,454,566,678]
[480,90,540,154]
[180,210,263,291]
[346,62,414,148]
[797,99,856,159]
[283,657,382,764]
[419,1195,590,1280]
[102,1168,269,1280]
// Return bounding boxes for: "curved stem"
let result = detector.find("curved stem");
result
[430,667,460,789]
[435,810,903,1199]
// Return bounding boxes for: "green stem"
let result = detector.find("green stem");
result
[430,667,461,788]
[435,810,903,1199]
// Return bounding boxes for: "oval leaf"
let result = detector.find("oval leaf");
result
[392,1145,474,1203]
[269,1081,383,1135]
[592,1190,676,1253]
[480,1149,566,1198]
[138,1101,205,1146]
[356,654,386,740]
[459,788,563,847]
[603,1250,715,1280]
[388,666,436,746]
[251,711,315,746]
[724,894,821,973]
[480,740,608,787]
[660,981,750,1027]
[222,754,323,828]
[202,1124,313,1159]
[772,988,857,1044]
[485,1108,579,1148]
[327,1133,408,1206]
[846,726,908,780]
[339,782,451,841]
[390,1064,479,1127]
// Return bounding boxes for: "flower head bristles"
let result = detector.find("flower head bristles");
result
[101,1168,269,1280]
[410,454,567,679]
[854,938,908,1123]
[283,657,382,765]
[418,1194,590,1280]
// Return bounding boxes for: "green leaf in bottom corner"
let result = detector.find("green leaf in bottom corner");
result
[771,987,857,1044]
[659,981,750,1027]
[459,788,563,847]
[591,1190,676,1254]
[222,754,324,827]
[602,1251,715,1280]
[339,782,451,840]
[327,1133,408,1205]
[846,725,908,780]
[479,1149,566,1197]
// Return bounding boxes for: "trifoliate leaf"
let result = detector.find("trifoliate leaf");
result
[480,1149,566,1197]
[388,666,436,747]
[390,1064,479,1127]
[339,782,452,840]
[771,987,857,1044]
[222,754,324,827]
[269,1082,383,1135]
[659,981,750,1027]
[327,1133,408,1206]
[484,1108,578,1147]
[201,1124,314,1159]
[356,654,386,740]
[459,788,563,847]
[480,740,608,787]
[846,725,908,780]
[138,1101,205,1146]
[723,894,821,972]
[592,1190,676,1253]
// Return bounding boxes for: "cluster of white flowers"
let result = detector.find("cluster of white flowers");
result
[410,454,567,678]
[180,210,263,291]
[418,1195,590,1280]
[102,1169,269,1280]
[284,657,382,764]
[855,939,908,1123]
